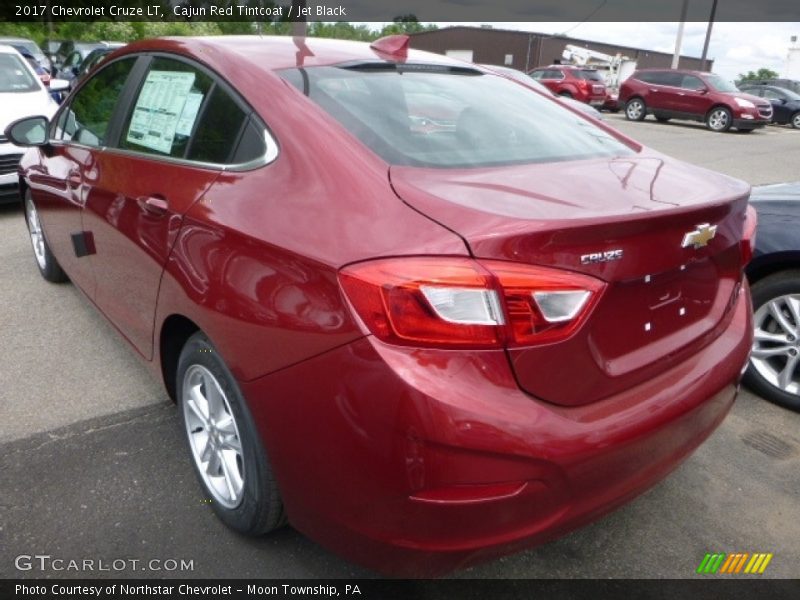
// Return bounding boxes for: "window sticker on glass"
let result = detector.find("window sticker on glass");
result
[126,70,196,154]
[176,91,204,137]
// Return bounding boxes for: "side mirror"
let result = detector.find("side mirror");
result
[4,116,50,147]
[698,87,709,94]
[49,78,70,93]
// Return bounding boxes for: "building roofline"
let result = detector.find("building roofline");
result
[411,25,709,62]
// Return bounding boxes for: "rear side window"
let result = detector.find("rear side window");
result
[636,72,664,85]
[55,58,136,146]
[119,57,264,164]
[575,70,603,81]
[640,72,682,87]
[187,87,247,163]
[762,89,784,100]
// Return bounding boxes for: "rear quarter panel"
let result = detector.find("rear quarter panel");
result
[153,67,468,383]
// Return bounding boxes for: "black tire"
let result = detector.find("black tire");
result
[624,98,646,121]
[791,112,800,129]
[558,91,573,99]
[23,190,68,283]
[177,331,287,533]
[743,270,800,412]
[655,116,671,123]
[705,106,733,132]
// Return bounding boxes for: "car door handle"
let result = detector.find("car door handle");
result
[137,195,169,216]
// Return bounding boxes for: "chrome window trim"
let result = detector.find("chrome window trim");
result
[47,130,278,172]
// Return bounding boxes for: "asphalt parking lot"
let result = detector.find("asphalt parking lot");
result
[1,117,799,580]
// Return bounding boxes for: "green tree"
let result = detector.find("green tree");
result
[379,15,438,36]
[738,68,780,82]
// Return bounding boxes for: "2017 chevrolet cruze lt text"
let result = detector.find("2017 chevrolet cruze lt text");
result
[7,35,756,576]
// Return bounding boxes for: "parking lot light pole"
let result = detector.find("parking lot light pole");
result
[700,0,719,71]
[671,0,689,69]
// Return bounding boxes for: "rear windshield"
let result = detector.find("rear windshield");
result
[574,70,604,82]
[280,64,632,168]
[0,53,39,92]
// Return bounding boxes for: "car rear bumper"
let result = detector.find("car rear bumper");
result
[241,280,752,576]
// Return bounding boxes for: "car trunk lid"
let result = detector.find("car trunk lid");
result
[390,154,750,406]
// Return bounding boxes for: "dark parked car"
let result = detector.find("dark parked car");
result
[68,44,126,90]
[738,84,800,129]
[528,64,607,106]
[745,183,800,411]
[55,42,122,86]
[740,78,800,95]
[5,35,755,576]
[620,69,773,132]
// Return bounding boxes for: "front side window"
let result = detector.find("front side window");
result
[705,74,739,93]
[680,75,705,91]
[281,64,633,169]
[0,53,38,92]
[55,58,136,147]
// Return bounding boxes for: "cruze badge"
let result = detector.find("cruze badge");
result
[581,249,623,265]
[682,223,717,249]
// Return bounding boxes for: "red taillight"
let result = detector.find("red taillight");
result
[483,259,605,346]
[339,257,606,349]
[741,204,757,264]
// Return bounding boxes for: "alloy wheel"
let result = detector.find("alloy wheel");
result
[708,108,730,131]
[792,113,800,129]
[182,364,246,508]
[626,100,644,120]
[25,196,47,270]
[750,294,800,396]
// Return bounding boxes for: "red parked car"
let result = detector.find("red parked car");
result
[529,64,607,106]
[620,68,773,132]
[6,35,755,576]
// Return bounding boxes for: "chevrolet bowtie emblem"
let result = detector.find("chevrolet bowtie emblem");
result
[682,223,717,249]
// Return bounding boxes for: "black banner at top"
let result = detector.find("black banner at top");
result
[1,0,800,22]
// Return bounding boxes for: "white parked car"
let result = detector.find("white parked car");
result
[0,44,68,202]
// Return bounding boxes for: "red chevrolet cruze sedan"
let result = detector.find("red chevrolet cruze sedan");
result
[7,35,755,576]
